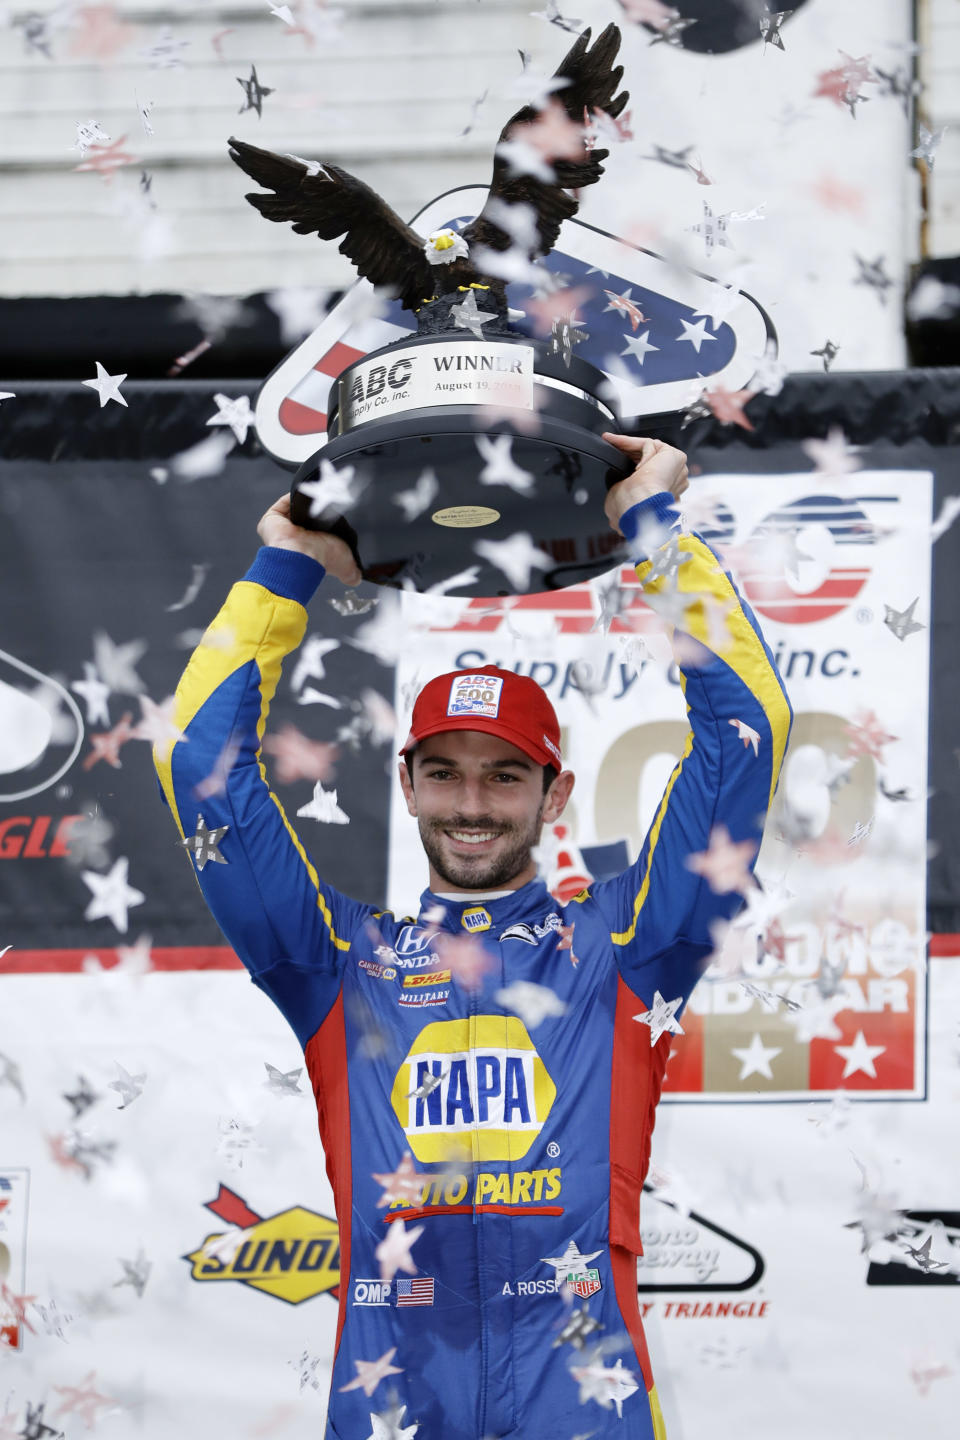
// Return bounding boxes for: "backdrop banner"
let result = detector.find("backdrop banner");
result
[1,372,959,1439]
[387,468,932,1101]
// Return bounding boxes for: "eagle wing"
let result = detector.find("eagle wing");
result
[227,137,434,311]
[463,22,629,261]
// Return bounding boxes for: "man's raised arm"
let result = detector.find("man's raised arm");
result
[588,435,794,1001]
[152,498,372,1047]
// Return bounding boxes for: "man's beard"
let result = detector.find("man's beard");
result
[419,807,544,891]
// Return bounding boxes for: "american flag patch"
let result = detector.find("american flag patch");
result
[395,1276,435,1307]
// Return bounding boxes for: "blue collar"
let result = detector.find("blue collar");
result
[417,878,555,936]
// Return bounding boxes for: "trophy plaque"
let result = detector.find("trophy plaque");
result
[287,325,633,593]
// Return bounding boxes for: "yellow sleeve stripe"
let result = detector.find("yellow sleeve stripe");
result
[610,728,694,947]
[153,579,350,953]
[637,535,792,808]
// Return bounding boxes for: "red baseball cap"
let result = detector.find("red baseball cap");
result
[400,667,563,770]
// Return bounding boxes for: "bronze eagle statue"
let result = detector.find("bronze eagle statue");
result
[227,23,628,330]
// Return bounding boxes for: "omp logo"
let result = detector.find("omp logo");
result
[737,494,885,625]
[184,1184,340,1304]
[391,1016,556,1163]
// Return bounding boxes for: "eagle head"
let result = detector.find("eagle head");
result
[424,228,470,265]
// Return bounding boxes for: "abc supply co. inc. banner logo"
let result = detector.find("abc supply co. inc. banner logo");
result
[699,492,893,626]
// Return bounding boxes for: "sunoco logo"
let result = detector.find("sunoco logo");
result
[390,1016,556,1163]
[184,1184,340,1304]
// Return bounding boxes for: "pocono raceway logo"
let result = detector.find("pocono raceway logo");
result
[254,185,773,469]
[184,1185,340,1305]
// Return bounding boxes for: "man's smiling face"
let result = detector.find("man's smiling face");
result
[399,730,574,893]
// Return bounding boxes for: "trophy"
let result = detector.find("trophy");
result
[229,25,637,595]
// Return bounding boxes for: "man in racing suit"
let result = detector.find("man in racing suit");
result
[154,434,792,1440]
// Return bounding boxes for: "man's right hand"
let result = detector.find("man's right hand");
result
[257,493,363,586]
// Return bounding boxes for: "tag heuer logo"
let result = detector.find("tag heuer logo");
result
[565,1267,602,1298]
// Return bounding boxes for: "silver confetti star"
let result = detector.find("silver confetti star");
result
[107,1063,146,1109]
[853,254,894,305]
[759,9,793,52]
[552,1303,603,1349]
[643,533,692,585]
[237,64,273,117]
[541,1239,603,1274]
[181,814,229,871]
[550,313,589,366]
[810,339,839,371]
[113,1247,151,1297]
[449,288,497,338]
[264,1062,304,1097]
[82,361,128,408]
[393,467,439,521]
[476,433,534,493]
[883,597,925,641]
[298,458,360,518]
[909,124,947,169]
[206,393,254,444]
[474,533,552,590]
[63,1075,98,1118]
[633,990,685,1045]
[81,857,145,934]
[649,16,698,46]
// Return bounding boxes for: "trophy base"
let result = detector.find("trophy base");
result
[290,409,634,596]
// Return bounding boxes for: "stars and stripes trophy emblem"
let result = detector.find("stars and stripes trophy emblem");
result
[234,22,775,595]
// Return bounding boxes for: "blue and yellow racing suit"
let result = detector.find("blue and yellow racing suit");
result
[154,494,792,1439]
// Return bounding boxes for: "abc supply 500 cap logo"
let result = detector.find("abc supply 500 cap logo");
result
[448,673,503,719]
[391,1016,556,1162]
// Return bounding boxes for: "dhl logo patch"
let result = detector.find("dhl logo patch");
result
[403,970,452,988]
[391,1016,556,1162]
[184,1185,339,1304]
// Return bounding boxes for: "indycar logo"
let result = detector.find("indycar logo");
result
[500,913,564,946]
[391,1016,556,1162]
